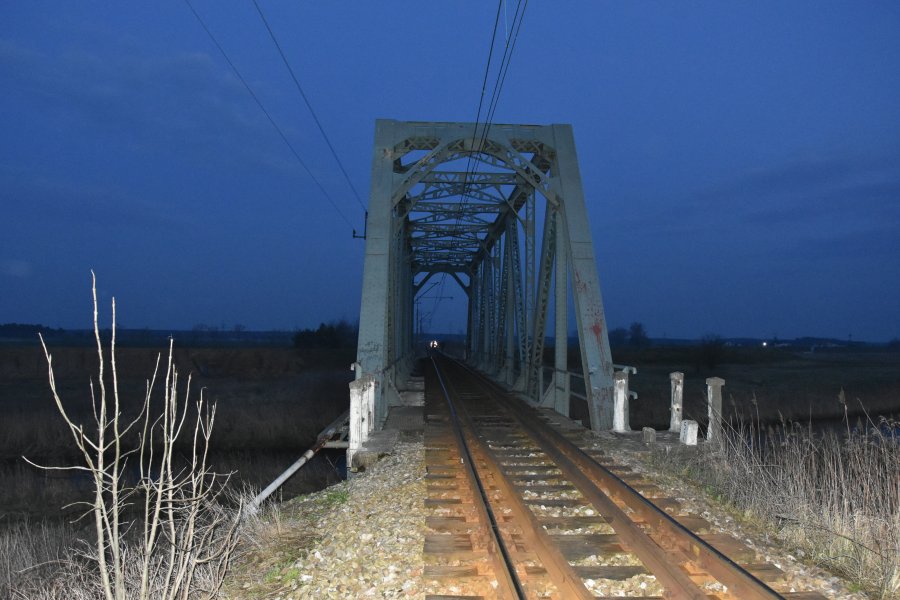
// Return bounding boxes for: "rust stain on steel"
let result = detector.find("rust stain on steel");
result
[431,357,595,600]
[444,354,793,600]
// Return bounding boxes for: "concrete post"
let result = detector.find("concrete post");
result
[680,420,698,445]
[348,375,376,467]
[669,371,684,432]
[613,371,631,432]
[642,427,656,444]
[706,377,725,441]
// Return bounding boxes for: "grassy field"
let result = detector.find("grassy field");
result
[3,339,897,597]
[0,340,354,598]
[648,407,900,598]
[0,344,353,521]
[606,344,900,598]
[574,345,900,429]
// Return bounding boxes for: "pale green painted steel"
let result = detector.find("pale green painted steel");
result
[549,123,615,429]
[553,210,570,415]
[354,120,614,439]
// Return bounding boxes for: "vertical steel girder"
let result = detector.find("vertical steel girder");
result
[507,216,527,368]
[552,206,569,415]
[354,120,614,435]
[526,206,557,400]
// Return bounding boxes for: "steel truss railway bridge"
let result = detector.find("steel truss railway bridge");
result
[350,120,615,464]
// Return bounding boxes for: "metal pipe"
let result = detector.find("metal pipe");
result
[248,409,349,513]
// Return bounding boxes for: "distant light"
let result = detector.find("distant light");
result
[429,340,439,348]
[762,341,768,347]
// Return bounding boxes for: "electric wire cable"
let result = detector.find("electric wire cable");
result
[462,0,524,198]
[462,0,504,191]
[250,0,367,212]
[431,1,504,322]
[435,0,528,321]
[476,0,529,162]
[183,0,356,231]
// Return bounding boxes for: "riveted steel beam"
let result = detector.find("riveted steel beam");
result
[353,120,614,467]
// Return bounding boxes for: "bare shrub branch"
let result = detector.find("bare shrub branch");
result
[21,273,241,600]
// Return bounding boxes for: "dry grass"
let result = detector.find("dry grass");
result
[0,370,350,460]
[1,502,249,600]
[221,490,321,598]
[650,412,900,599]
[0,519,80,599]
[1,275,244,600]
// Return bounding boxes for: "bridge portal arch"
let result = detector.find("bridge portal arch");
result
[352,120,614,459]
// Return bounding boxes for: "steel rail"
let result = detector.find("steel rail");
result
[432,356,596,600]
[428,358,524,600]
[439,355,708,599]
[447,355,786,600]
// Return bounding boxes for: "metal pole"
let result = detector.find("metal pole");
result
[248,409,349,513]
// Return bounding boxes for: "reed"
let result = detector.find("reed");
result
[651,408,900,598]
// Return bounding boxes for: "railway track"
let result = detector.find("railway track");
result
[422,353,828,600]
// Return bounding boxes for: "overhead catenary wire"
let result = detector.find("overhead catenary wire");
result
[433,1,515,321]
[462,0,524,201]
[250,0,367,213]
[448,0,528,324]
[434,0,528,322]
[183,0,357,231]
[431,1,504,322]
[476,0,529,163]
[467,0,505,176]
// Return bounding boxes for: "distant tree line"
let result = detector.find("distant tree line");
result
[0,323,65,337]
[292,320,357,349]
[608,322,649,349]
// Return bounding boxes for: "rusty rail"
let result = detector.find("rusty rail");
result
[444,354,788,600]
[432,357,596,599]
[429,358,525,599]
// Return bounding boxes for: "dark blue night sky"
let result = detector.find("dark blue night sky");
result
[2,2,898,341]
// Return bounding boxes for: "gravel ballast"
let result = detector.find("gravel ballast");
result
[226,442,426,599]
[226,426,870,599]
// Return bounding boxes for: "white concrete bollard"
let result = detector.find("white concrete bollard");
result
[706,377,725,441]
[348,375,376,465]
[613,371,631,432]
[669,371,684,432]
[680,420,699,445]
[642,427,656,444]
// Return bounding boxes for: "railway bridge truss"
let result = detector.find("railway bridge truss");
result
[351,120,615,461]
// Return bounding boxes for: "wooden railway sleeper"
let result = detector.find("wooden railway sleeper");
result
[445,355,787,600]
[433,357,595,600]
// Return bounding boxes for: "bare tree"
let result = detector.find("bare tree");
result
[29,273,240,600]
[628,322,649,348]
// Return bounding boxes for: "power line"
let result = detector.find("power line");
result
[461,0,528,228]
[471,1,505,154]
[457,1,504,214]
[459,0,527,217]
[476,0,529,158]
[182,0,357,231]
[434,1,509,321]
[436,1,528,321]
[250,0,367,212]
